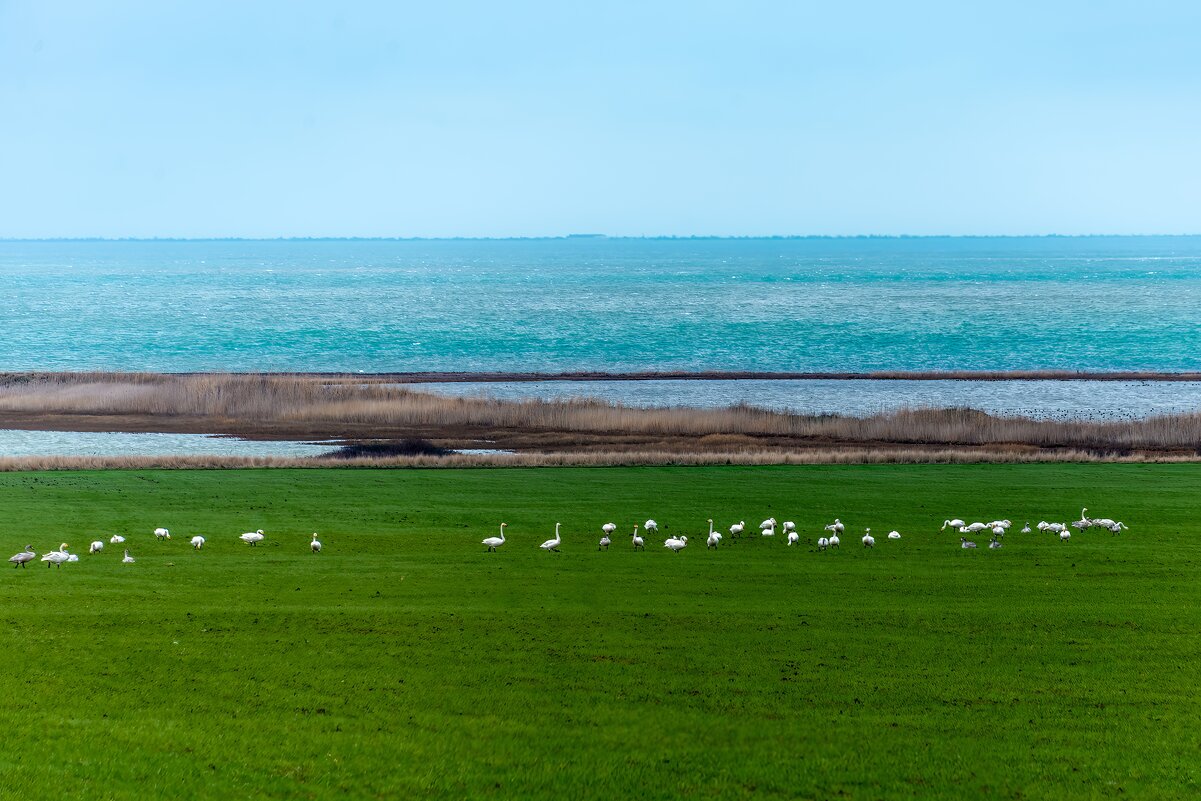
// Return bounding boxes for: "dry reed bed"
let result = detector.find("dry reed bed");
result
[1,372,1200,453]
[2,448,1199,472]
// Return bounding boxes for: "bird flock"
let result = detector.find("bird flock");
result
[482,508,1130,553]
[8,527,324,568]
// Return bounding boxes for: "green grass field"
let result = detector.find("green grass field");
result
[0,465,1197,799]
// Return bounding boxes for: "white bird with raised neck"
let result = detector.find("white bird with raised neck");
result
[540,523,562,552]
[239,529,265,546]
[482,523,507,552]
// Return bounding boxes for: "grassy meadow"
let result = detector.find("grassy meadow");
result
[0,464,1197,799]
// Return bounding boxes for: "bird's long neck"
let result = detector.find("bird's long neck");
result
[708,521,714,535]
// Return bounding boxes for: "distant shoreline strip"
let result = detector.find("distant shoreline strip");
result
[157,370,1201,383]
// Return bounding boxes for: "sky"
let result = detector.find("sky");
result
[1,1,1199,238]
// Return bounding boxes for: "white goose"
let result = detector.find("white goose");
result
[8,545,36,568]
[540,523,562,552]
[239,529,265,546]
[482,523,507,552]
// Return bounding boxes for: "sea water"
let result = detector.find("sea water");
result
[3,236,1200,375]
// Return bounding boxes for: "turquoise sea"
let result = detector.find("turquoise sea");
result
[3,236,1201,374]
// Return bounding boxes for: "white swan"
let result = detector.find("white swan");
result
[8,545,35,568]
[1060,530,1071,542]
[310,533,321,553]
[782,521,796,533]
[154,527,171,540]
[887,530,901,540]
[601,523,617,536]
[631,525,645,550]
[706,519,719,549]
[1020,522,1032,534]
[644,519,658,533]
[482,523,507,552]
[862,529,874,548]
[828,533,840,548]
[787,530,799,546]
[817,536,829,550]
[89,540,104,555]
[540,523,562,552]
[963,522,988,533]
[729,521,745,537]
[191,535,206,550]
[42,543,71,568]
[759,517,776,530]
[1108,521,1128,534]
[110,534,126,544]
[599,533,611,550]
[824,519,845,534]
[991,525,1006,537]
[941,519,966,531]
[761,523,775,537]
[664,535,688,553]
[239,529,265,546]
[122,549,135,564]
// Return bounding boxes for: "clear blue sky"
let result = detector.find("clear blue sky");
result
[2,1,1199,237]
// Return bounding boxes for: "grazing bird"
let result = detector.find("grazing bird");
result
[110,534,126,544]
[1020,522,1032,534]
[862,529,875,548]
[42,544,71,568]
[828,533,840,548]
[540,523,562,552]
[759,517,776,531]
[729,521,745,538]
[644,520,658,534]
[239,529,265,546]
[122,550,135,564]
[787,530,799,546]
[598,532,611,551]
[482,523,507,552]
[1044,522,1066,534]
[706,519,720,549]
[961,537,977,549]
[991,525,1006,538]
[1108,521,1128,534]
[310,533,322,553]
[817,536,829,551]
[601,523,617,536]
[154,527,171,541]
[782,521,796,534]
[1093,517,1116,529]
[8,545,36,568]
[631,525,645,550]
[941,519,966,531]
[664,535,688,553]
[988,520,1012,530]
[887,530,901,540]
[191,535,206,550]
[825,519,845,535]
[1060,530,1071,543]
[89,540,104,555]
[962,522,988,534]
